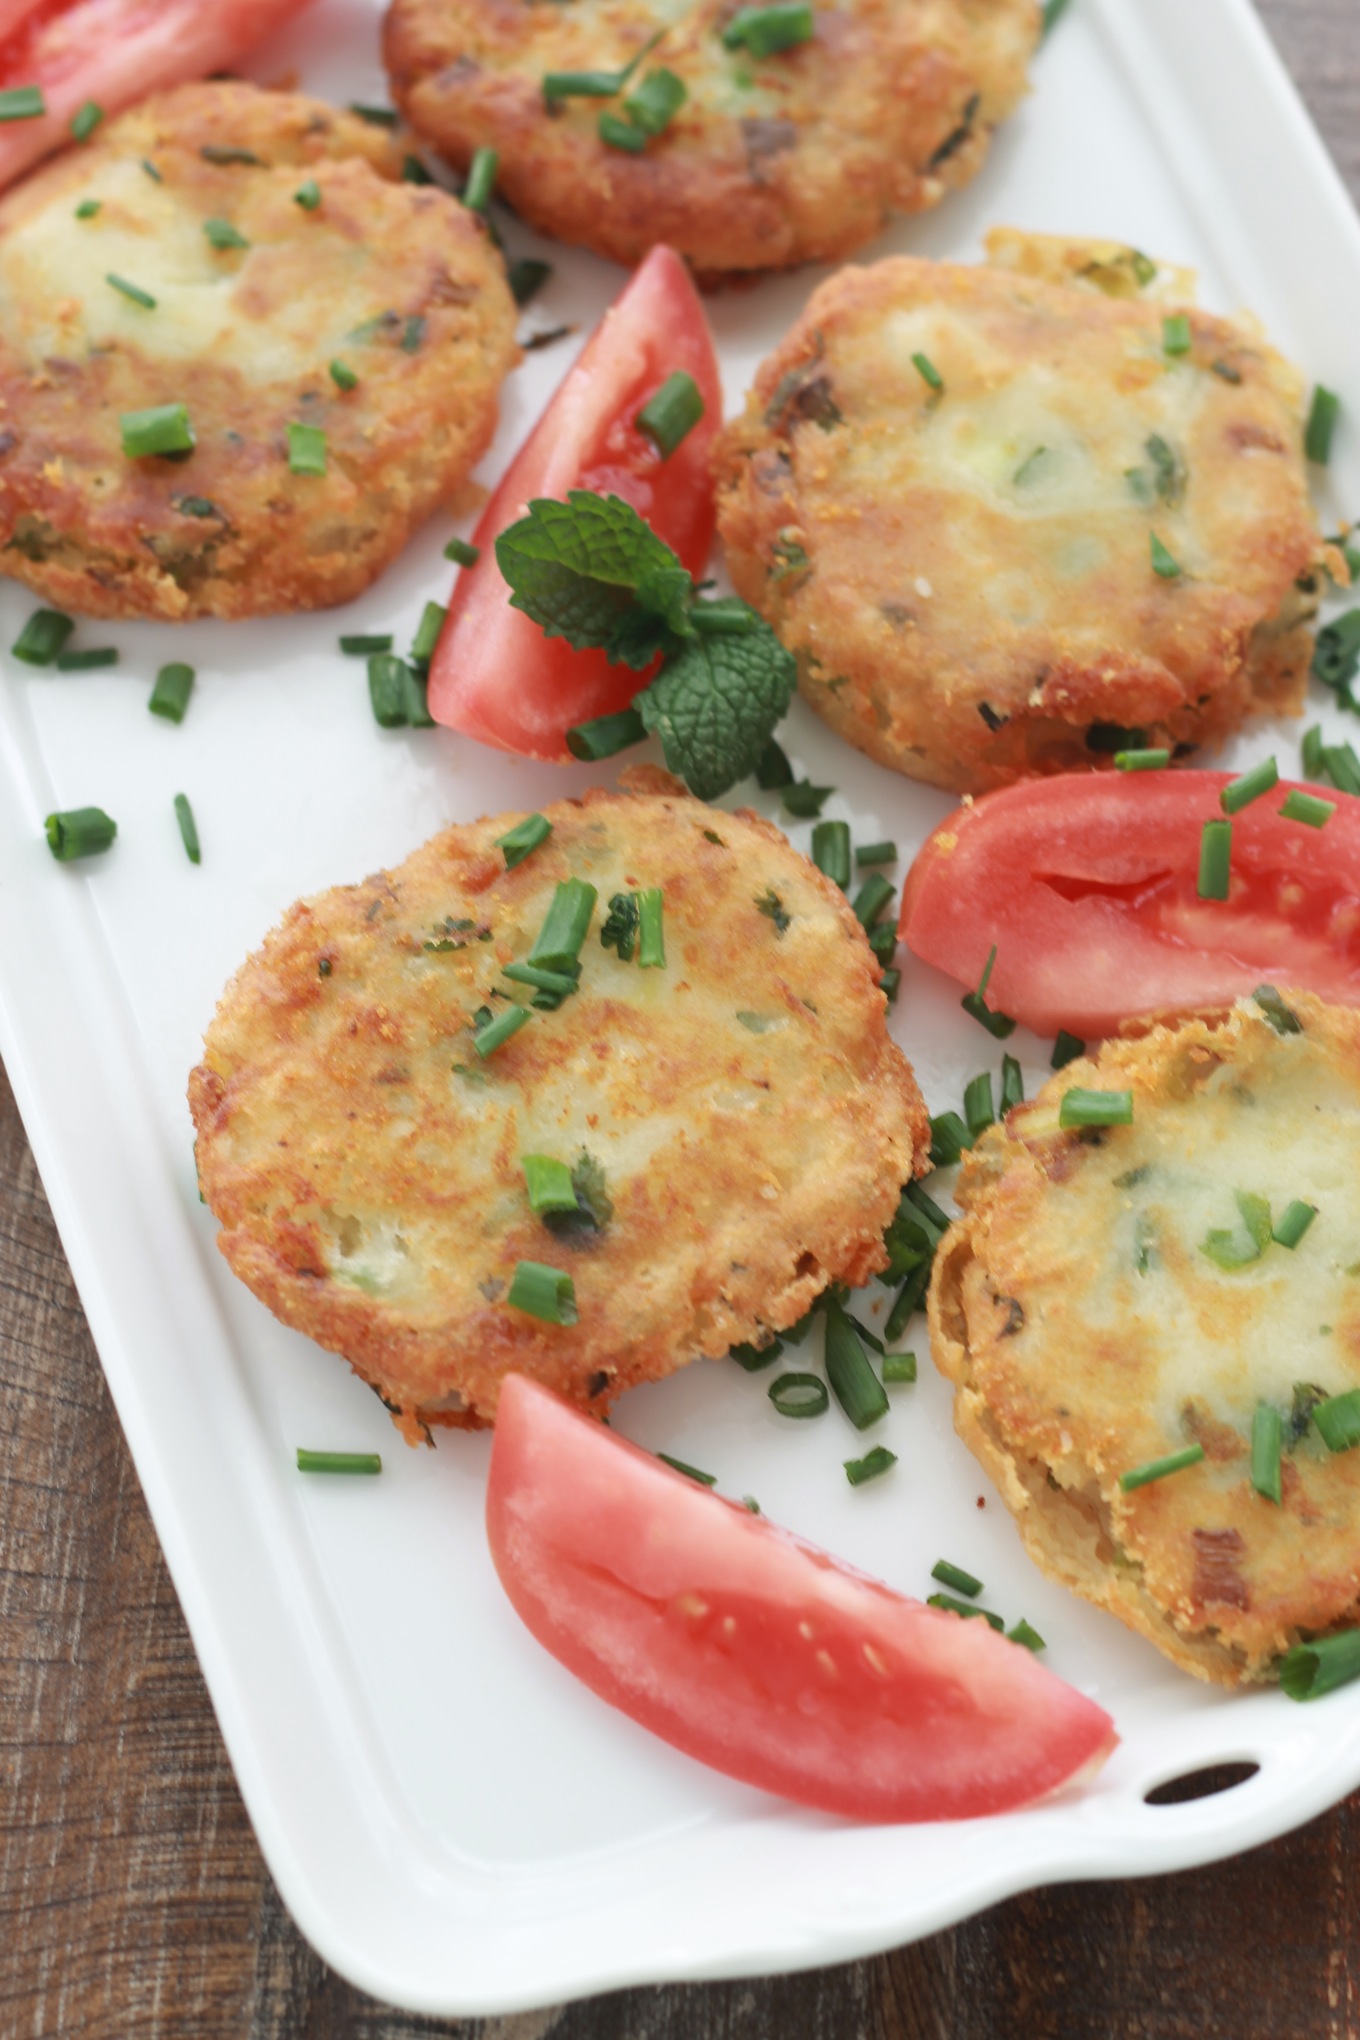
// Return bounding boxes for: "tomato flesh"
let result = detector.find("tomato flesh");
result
[901,771,1360,1040]
[428,245,722,760]
[487,1375,1115,1823]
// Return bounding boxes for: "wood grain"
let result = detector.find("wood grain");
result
[2,3,1358,2032]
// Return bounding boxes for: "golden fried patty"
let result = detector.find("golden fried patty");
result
[0,82,517,620]
[714,231,1333,793]
[190,783,928,1441]
[383,0,1037,280]
[930,992,1360,1686]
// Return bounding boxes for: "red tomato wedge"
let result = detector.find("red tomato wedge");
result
[0,0,317,193]
[487,1375,1115,1823]
[901,770,1360,1041]
[428,245,721,760]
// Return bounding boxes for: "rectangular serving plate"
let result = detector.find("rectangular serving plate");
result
[2,0,1359,2015]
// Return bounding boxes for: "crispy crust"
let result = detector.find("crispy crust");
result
[191,786,929,1440]
[383,0,1038,281]
[0,82,517,620]
[930,995,1360,1685]
[713,239,1332,792]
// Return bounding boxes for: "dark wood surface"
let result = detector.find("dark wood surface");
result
[2,5,1358,2032]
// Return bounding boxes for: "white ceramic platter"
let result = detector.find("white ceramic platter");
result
[1,0,1358,2015]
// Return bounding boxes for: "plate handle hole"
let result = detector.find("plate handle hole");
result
[1143,1760,1260,1806]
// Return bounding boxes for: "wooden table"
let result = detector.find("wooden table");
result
[2,6,1358,2032]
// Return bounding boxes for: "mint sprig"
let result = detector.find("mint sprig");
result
[496,491,795,796]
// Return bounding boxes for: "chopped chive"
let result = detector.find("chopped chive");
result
[1210,357,1242,383]
[508,258,551,306]
[911,351,943,393]
[496,812,552,869]
[906,1180,950,1234]
[0,86,44,121]
[1324,742,1360,798]
[173,792,201,865]
[1113,742,1170,770]
[867,921,897,961]
[174,495,219,518]
[521,1153,580,1215]
[71,99,102,143]
[294,178,321,210]
[1040,0,1070,37]
[931,1559,983,1598]
[1198,817,1232,900]
[731,1338,783,1372]
[75,199,101,219]
[55,646,118,671]
[1007,1620,1046,1652]
[340,634,392,656]
[203,217,249,251]
[755,738,793,789]
[810,819,851,889]
[657,1451,717,1487]
[401,153,432,184]
[473,1003,531,1059]
[1251,1403,1283,1506]
[1221,756,1278,813]
[296,1449,381,1474]
[565,708,646,760]
[1058,1086,1133,1129]
[600,893,641,961]
[782,780,833,818]
[852,873,895,929]
[1313,610,1360,693]
[928,1592,1002,1630]
[1162,313,1192,356]
[149,662,194,722]
[636,371,704,459]
[444,535,480,567]
[1150,531,1182,578]
[961,943,1016,1038]
[1280,789,1335,828]
[329,358,358,391]
[199,144,262,165]
[1119,1442,1205,1492]
[722,1,814,54]
[462,146,498,213]
[1273,1199,1317,1249]
[882,1350,917,1383]
[502,961,580,997]
[963,1071,995,1140]
[768,1371,829,1418]
[120,403,194,458]
[1313,1389,1360,1453]
[1280,1630,1360,1701]
[410,600,446,664]
[623,65,687,135]
[599,110,647,152]
[999,1053,1024,1113]
[107,272,156,309]
[1305,385,1340,465]
[824,1301,889,1431]
[348,103,397,127]
[529,878,597,971]
[929,1110,970,1166]
[507,1260,577,1325]
[1051,1030,1085,1070]
[12,609,74,665]
[44,807,116,861]
[637,888,666,968]
[885,1260,931,1342]
[879,967,901,1004]
[1302,724,1327,779]
[367,652,409,728]
[845,1446,897,1487]
[855,840,897,867]
[287,421,327,476]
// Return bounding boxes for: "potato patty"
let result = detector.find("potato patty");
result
[714,232,1333,793]
[190,783,928,1441]
[0,82,517,620]
[383,0,1038,281]
[930,991,1360,1685]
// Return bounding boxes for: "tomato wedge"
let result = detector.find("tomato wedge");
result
[428,245,722,760]
[901,770,1360,1040]
[0,0,317,193]
[487,1375,1115,1823]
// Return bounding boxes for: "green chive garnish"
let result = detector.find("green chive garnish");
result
[341,634,392,656]
[71,100,102,143]
[473,1003,531,1059]
[855,841,896,868]
[1273,1200,1317,1249]
[731,1338,782,1372]
[410,600,446,664]
[928,1592,1002,1629]
[501,961,580,998]
[722,1,814,54]
[121,403,194,459]
[1221,756,1278,813]
[852,873,895,930]
[867,921,897,962]
[930,1110,969,1165]
[931,1559,983,1598]
[782,781,833,818]
[462,146,498,213]
[44,807,116,861]
[529,878,597,971]
[882,1351,917,1383]
[1162,313,1192,356]
[329,358,358,391]
[149,662,194,722]
[1051,1030,1085,1070]
[1251,1403,1282,1505]
[294,178,321,210]
[496,812,552,869]
[12,609,74,665]
[444,535,480,567]
[1058,1087,1133,1129]
[367,653,409,728]
[1280,1630,1360,1700]
[1150,532,1182,578]
[1305,385,1340,465]
[521,1154,579,1215]
[1325,742,1360,797]
[565,708,646,760]
[658,1451,716,1486]
[0,86,44,122]
[963,1071,995,1140]
[824,1301,888,1431]
[623,65,687,135]
[107,273,156,309]
[912,351,943,393]
[810,818,851,889]
[1040,0,1070,37]
[1118,1442,1204,1492]
[173,792,201,865]
[1313,1390,1360,1453]
[768,1371,828,1418]
[1280,789,1334,828]
[1253,984,1303,1035]
[75,199,101,219]
[999,1052,1024,1113]
[508,258,551,306]
[54,646,117,671]
[1114,748,1170,771]
[287,421,327,476]
[880,966,900,1003]
[961,943,1016,1039]
[1302,724,1326,779]
[404,661,434,725]
[599,111,647,152]
[203,217,249,251]
[637,888,666,968]
[348,104,397,127]
[1198,817,1232,900]
[636,371,704,460]
[1007,1619,1046,1651]
[885,1260,930,1342]
[296,1449,381,1474]
[844,1446,897,1487]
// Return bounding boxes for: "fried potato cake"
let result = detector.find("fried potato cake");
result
[0,82,517,620]
[383,0,1038,281]
[714,231,1336,793]
[930,991,1360,1685]
[191,783,928,1441]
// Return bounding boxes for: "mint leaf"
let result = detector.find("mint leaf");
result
[495,492,693,670]
[636,615,797,800]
